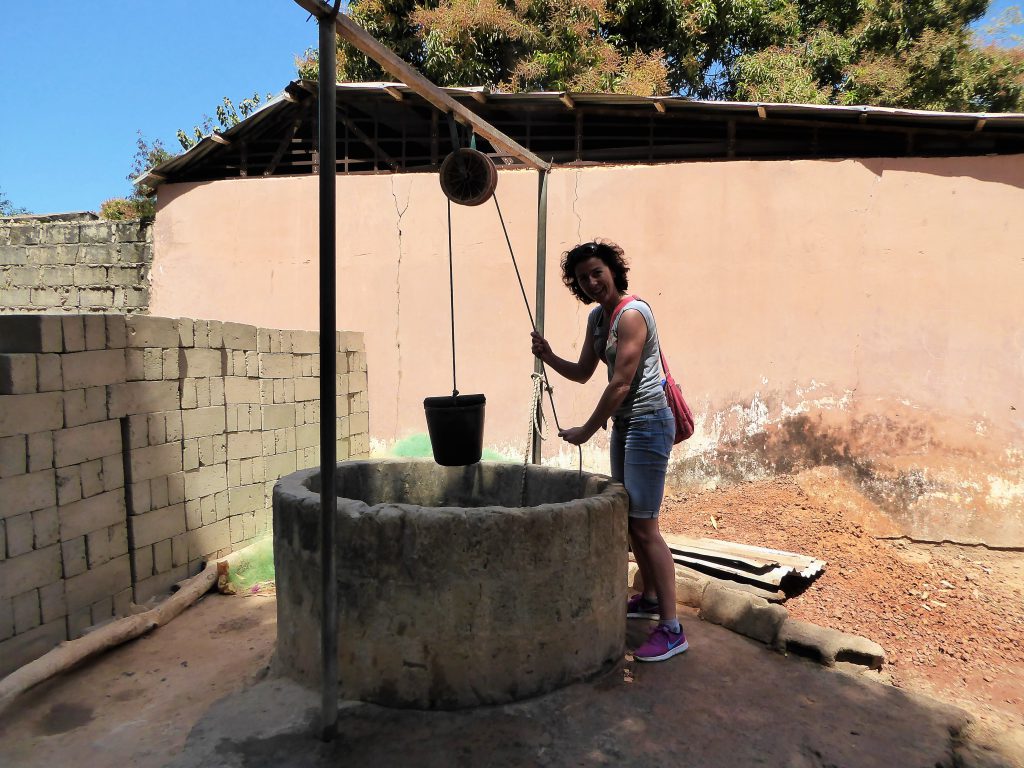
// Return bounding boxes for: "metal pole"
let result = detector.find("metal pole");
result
[531,169,549,464]
[317,11,339,743]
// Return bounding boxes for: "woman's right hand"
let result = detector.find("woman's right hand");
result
[530,330,551,361]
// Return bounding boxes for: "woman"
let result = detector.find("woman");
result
[531,240,686,662]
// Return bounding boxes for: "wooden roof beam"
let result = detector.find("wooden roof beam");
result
[383,86,404,101]
[654,99,667,114]
[560,93,575,109]
[292,0,549,170]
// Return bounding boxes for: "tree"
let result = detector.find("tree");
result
[0,187,29,216]
[295,0,1024,110]
[176,92,273,150]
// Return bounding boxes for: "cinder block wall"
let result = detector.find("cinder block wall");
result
[0,314,369,677]
[0,213,152,313]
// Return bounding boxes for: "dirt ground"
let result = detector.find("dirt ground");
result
[660,467,1024,735]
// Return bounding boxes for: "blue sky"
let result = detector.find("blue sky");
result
[1,1,1021,215]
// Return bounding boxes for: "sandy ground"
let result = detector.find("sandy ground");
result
[661,467,1024,736]
[0,469,1021,766]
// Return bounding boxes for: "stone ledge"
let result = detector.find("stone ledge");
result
[629,562,885,671]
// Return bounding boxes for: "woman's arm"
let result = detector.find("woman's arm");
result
[558,309,646,445]
[531,328,600,384]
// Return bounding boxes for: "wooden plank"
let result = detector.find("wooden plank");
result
[665,533,825,577]
[292,0,550,170]
[264,116,304,176]
[336,105,399,171]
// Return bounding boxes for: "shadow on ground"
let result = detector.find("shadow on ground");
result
[168,612,984,768]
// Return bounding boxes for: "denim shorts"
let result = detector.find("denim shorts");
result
[609,406,674,519]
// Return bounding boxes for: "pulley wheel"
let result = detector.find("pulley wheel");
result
[439,148,498,206]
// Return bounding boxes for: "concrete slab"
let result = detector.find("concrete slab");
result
[168,613,974,768]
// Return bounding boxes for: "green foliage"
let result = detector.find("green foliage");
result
[100,197,155,220]
[297,0,1024,110]
[176,92,273,151]
[0,187,29,216]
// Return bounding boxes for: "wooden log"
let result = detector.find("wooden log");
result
[0,556,225,714]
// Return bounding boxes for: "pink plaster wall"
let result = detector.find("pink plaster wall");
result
[151,155,1024,545]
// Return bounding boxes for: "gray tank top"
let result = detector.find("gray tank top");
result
[587,298,668,419]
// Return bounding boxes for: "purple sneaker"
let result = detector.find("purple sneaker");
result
[634,624,688,662]
[626,593,660,620]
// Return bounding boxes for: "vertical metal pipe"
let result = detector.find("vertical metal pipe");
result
[531,169,549,464]
[317,14,339,743]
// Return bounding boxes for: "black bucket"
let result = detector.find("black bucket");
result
[423,394,486,466]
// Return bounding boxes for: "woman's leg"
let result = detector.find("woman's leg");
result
[628,517,677,622]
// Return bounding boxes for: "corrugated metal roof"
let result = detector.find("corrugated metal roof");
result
[137,81,1024,190]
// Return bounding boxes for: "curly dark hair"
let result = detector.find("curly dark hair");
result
[560,240,630,304]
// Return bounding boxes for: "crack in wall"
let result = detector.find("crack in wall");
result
[572,168,582,245]
[391,176,410,437]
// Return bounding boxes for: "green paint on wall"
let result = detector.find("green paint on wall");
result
[392,433,506,462]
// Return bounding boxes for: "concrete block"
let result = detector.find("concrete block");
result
[181,348,223,378]
[227,459,241,487]
[13,589,41,633]
[0,354,38,394]
[105,314,127,348]
[83,314,106,350]
[262,403,295,430]
[35,354,62,392]
[227,431,262,460]
[61,315,86,352]
[134,565,188,604]
[62,349,127,389]
[54,419,120,467]
[62,385,108,428]
[79,458,105,498]
[125,315,178,348]
[291,330,319,354]
[184,463,226,501]
[182,440,199,471]
[143,347,163,380]
[210,377,225,406]
[39,580,66,623]
[67,606,91,640]
[132,544,154,579]
[61,536,87,578]
[293,377,319,402]
[200,495,217,526]
[130,441,182,482]
[228,484,262,516]
[0,469,56,519]
[350,411,369,436]
[26,431,53,472]
[182,406,226,439]
[112,586,131,618]
[194,378,211,407]
[162,348,179,379]
[0,618,66,678]
[339,331,364,353]
[148,478,167,512]
[165,411,183,442]
[101,454,123,492]
[87,522,128,567]
[171,532,188,567]
[65,554,130,612]
[90,595,114,626]
[167,471,185,505]
[0,391,64,438]
[0,598,11,641]
[223,377,260,404]
[187,519,230,561]
[184,500,202,531]
[129,480,151,515]
[256,328,272,352]
[349,370,368,393]
[700,582,788,645]
[0,544,62,599]
[198,434,226,466]
[0,315,63,353]
[258,353,294,378]
[207,320,223,349]
[59,489,125,541]
[222,322,257,351]
[245,351,258,377]
[132,504,186,547]
[214,490,229,521]
[153,537,172,573]
[56,465,81,505]
[177,318,194,347]
[32,506,59,548]
[0,434,26,478]
[229,515,245,544]
[107,380,179,418]
[192,320,209,348]
[6,512,34,557]
[125,348,145,381]
[146,412,166,446]
[265,451,297,481]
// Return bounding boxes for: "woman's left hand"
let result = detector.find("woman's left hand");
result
[558,425,593,445]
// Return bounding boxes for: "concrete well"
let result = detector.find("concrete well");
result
[272,459,629,709]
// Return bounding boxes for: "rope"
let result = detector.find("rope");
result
[493,194,583,488]
[447,198,458,399]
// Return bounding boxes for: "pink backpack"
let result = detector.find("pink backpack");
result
[610,296,695,444]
